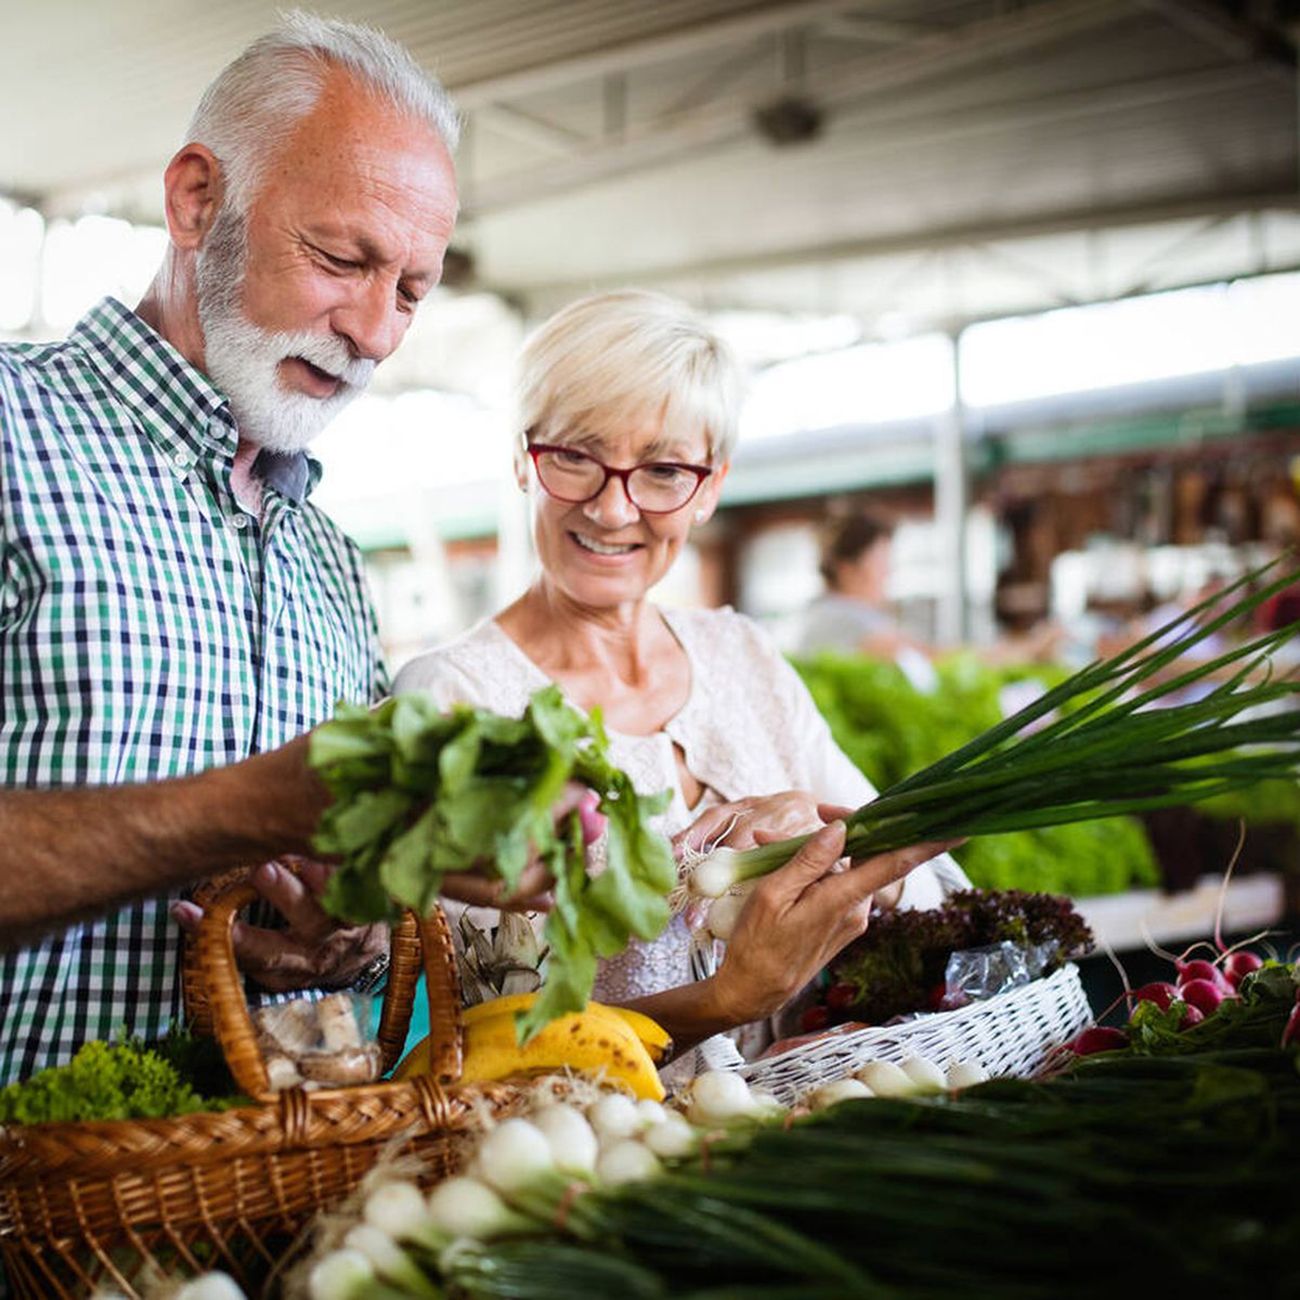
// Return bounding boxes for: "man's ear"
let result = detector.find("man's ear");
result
[162,143,225,252]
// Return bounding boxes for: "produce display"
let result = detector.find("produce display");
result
[270,959,1299,1300]
[393,993,672,1101]
[794,653,1162,896]
[810,887,1093,1028]
[309,686,676,1041]
[0,1035,235,1125]
[680,564,1300,905]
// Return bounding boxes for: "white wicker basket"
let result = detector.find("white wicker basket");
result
[736,963,1093,1106]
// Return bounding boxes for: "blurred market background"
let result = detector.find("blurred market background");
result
[3,0,1300,967]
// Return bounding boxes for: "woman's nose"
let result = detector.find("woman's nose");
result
[583,473,640,526]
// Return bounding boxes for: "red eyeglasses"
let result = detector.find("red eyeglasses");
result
[526,440,714,515]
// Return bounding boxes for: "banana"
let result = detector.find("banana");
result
[604,1006,673,1064]
[394,1003,666,1100]
[460,993,673,1063]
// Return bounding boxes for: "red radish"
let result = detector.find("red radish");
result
[1068,1026,1128,1056]
[1130,982,1179,1012]
[1176,959,1233,993]
[825,982,857,1011]
[1178,978,1226,1018]
[1281,991,1300,1050]
[1220,951,1263,988]
[1178,1004,1205,1029]
[801,1005,831,1033]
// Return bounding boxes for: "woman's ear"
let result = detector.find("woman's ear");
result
[512,438,530,493]
[692,460,729,526]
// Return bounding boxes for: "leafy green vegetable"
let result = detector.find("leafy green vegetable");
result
[310,686,676,1041]
[700,561,1300,895]
[825,888,1093,1023]
[794,651,1161,895]
[0,1039,214,1124]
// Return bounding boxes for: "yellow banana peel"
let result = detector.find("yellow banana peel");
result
[393,996,669,1101]
[460,993,673,1063]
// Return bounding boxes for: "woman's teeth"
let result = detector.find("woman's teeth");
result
[573,533,638,556]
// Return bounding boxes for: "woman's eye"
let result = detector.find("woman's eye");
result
[553,449,589,466]
[646,464,687,482]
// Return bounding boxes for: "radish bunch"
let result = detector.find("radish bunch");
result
[1066,943,1266,1057]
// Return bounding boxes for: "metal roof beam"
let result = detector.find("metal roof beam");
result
[498,188,1300,301]
[464,0,1128,216]
[1129,0,1297,80]
[447,0,870,109]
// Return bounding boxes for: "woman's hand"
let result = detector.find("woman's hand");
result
[707,821,958,1027]
[674,790,823,858]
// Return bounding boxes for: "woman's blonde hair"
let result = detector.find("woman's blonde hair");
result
[518,290,744,462]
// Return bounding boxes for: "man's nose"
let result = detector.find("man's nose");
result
[332,278,406,363]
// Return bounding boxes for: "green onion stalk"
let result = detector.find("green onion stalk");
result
[682,559,1300,903]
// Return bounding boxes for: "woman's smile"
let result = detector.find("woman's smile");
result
[569,530,644,559]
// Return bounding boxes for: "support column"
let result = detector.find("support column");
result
[934,334,969,646]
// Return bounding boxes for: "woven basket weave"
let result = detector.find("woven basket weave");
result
[0,878,520,1299]
[737,963,1093,1106]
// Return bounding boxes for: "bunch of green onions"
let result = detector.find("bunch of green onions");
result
[686,559,1300,901]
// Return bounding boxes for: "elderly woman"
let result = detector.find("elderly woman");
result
[395,290,968,1064]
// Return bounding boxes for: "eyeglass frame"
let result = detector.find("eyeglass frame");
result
[523,435,715,515]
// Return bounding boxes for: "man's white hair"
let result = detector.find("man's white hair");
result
[186,9,460,212]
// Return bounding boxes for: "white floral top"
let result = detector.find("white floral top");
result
[393,607,969,1059]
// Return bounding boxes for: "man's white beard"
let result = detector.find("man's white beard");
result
[194,207,376,455]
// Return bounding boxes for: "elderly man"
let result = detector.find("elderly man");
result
[0,12,458,1082]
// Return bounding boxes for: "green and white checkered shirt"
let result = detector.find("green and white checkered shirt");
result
[0,297,386,1083]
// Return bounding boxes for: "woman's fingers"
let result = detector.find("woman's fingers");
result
[759,821,848,899]
[819,839,961,906]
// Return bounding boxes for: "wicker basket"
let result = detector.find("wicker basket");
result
[0,879,519,1299]
[736,963,1094,1106]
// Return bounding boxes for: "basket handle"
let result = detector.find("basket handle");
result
[194,882,465,1102]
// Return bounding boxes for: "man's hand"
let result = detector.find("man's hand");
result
[170,858,388,993]
[438,784,606,913]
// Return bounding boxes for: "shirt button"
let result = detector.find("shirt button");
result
[172,451,192,468]
[230,513,250,530]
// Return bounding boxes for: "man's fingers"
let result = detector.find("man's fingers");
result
[169,900,203,935]
[440,862,554,911]
[250,861,332,939]
[229,921,314,991]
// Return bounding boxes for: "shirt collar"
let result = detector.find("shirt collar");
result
[72,297,321,505]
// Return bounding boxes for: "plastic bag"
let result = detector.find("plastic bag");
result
[251,991,382,1091]
[943,940,1059,1008]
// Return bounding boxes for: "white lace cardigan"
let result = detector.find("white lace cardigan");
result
[393,605,969,1014]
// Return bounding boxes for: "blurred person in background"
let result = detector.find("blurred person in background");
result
[0,12,461,1082]
[798,512,1062,687]
[396,290,968,1073]
[796,513,938,690]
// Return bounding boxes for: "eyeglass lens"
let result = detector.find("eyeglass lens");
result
[535,448,704,512]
